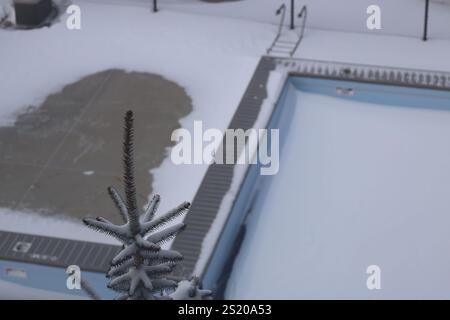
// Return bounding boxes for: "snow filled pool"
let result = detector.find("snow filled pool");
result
[224,76,450,299]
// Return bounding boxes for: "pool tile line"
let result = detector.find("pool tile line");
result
[273,57,450,90]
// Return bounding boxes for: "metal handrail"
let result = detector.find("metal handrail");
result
[267,4,286,54]
[290,5,307,56]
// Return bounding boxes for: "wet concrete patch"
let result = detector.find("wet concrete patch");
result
[0,69,192,223]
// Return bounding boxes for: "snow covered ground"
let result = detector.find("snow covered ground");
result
[226,89,450,299]
[165,0,450,40]
[162,0,450,71]
[0,0,271,240]
[0,208,118,243]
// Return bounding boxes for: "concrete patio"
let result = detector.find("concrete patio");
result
[0,69,192,223]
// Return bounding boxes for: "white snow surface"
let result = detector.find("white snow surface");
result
[0,208,119,244]
[226,90,450,299]
[164,0,450,39]
[0,0,13,22]
[193,69,287,276]
[0,0,271,240]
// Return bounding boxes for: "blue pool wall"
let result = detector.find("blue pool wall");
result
[201,78,299,295]
[291,77,450,111]
[0,259,116,299]
[201,75,450,297]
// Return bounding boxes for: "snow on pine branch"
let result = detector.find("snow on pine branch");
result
[83,110,209,300]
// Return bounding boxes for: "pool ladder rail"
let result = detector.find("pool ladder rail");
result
[267,4,307,57]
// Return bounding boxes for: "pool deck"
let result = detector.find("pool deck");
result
[171,56,277,278]
[0,69,192,224]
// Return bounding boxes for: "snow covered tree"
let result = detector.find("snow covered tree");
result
[170,277,212,300]
[83,110,210,300]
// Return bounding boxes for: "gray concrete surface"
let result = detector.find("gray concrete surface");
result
[0,69,192,223]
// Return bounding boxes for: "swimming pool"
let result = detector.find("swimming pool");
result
[204,74,450,299]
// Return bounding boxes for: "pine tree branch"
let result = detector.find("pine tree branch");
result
[107,258,134,278]
[112,243,140,265]
[146,223,186,245]
[140,194,161,223]
[141,201,190,236]
[82,218,129,243]
[169,277,213,300]
[82,110,207,300]
[123,110,140,236]
[139,249,183,263]
[81,278,102,300]
[107,186,128,223]
[151,279,177,290]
